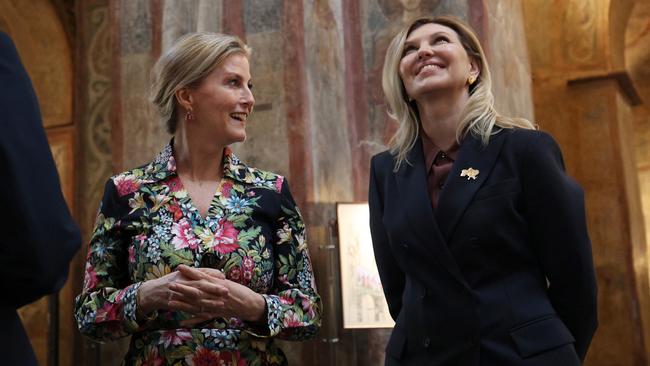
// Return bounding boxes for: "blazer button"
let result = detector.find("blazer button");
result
[401,243,409,249]
[423,337,431,348]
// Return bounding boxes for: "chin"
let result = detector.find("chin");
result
[228,133,247,144]
[413,81,456,97]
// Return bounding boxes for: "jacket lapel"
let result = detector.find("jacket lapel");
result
[396,138,468,286]
[435,131,507,243]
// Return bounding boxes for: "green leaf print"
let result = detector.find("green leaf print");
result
[238,226,262,247]
[160,242,193,266]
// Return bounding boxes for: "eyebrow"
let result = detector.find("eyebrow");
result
[404,31,453,46]
[222,71,251,81]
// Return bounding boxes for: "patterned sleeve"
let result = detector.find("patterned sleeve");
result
[74,179,148,341]
[248,178,322,340]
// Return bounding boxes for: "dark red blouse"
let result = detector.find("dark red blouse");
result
[421,133,459,210]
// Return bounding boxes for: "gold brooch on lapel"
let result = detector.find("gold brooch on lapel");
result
[460,168,479,180]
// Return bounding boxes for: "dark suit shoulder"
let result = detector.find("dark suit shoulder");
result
[501,127,556,146]
[370,149,395,176]
[497,128,561,159]
[371,149,393,165]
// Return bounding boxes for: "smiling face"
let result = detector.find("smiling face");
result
[186,53,254,146]
[399,22,478,101]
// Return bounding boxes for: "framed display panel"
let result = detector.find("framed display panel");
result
[337,202,394,329]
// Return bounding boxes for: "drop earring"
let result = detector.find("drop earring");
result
[185,109,194,121]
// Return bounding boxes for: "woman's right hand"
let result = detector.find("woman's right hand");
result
[136,265,229,317]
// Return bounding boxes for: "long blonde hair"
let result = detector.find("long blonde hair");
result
[382,16,535,171]
[150,32,250,134]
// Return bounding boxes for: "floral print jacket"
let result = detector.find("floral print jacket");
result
[74,143,322,365]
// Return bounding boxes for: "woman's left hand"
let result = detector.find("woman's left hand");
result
[169,265,267,323]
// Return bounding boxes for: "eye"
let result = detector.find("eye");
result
[433,36,450,45]
[402,45,417,57]
[247,82,254,90]
[228,79,239,86]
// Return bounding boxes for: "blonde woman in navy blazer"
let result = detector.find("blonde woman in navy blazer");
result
[369,16,597,366]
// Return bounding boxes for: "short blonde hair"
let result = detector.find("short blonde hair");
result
[150,32,250,134]
[382,16,536,171]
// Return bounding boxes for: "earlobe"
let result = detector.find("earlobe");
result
[468,62,480,86]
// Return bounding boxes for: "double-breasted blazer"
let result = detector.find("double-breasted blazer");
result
[0,32,81,365]
[369,128,597,366]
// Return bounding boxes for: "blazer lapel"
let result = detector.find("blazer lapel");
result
[436,131,508,243]
[396,138,468,286]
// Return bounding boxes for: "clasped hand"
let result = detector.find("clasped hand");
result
[137,265,266,327]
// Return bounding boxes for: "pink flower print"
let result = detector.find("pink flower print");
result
[166,175,183,193]
[160,329,193,347]
[242,256,254,271]
[274,176,284,192]
[172,218,201,250]
[221,181,233,198]
[167,155,177,172]
[299,294,316,318]
[283,310,302,327]
[113,174,140,197]
[247,191,255,197]
[96,302,121,322]
[186,347,237,366]
[242,269,252,285]
[128,245,136,264]
[212,219,239,254]
[115,288,127,302]
[280,293,295,305]
[227,265,242,282]
[83,263,98,290]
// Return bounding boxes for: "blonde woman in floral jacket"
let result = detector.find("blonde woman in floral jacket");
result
[74,33,321,365]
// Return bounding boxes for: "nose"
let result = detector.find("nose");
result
[241,87,255,110]
[417,45,434,59]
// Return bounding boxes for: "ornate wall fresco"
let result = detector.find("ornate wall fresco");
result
[484,0,534,121]
[361,0,448,154]
[233,0,290,181]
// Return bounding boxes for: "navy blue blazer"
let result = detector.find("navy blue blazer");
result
[0,32,81,365]
[369,128,597,365]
